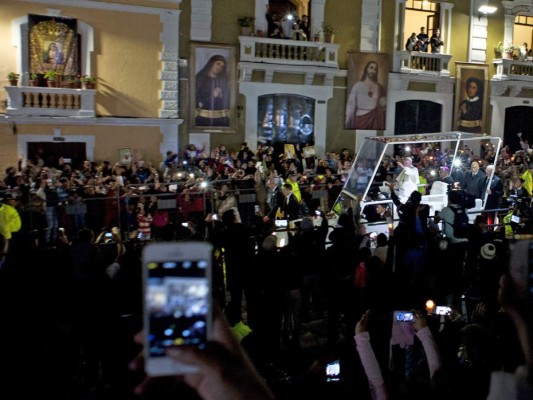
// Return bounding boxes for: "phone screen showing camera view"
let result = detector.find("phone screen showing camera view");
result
[146,260,209,358]
[396,312,414,322]
[326,360,341,382]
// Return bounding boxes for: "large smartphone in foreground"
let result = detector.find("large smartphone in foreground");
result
[509,240,533,305]
[143,241,213,376]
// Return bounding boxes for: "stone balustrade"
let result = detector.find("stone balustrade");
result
[239,36,339,69]
[398,51,452,77]
[493,58,533,82]
[4,86,96,118]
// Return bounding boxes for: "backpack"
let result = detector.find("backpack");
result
[450,205,470,238]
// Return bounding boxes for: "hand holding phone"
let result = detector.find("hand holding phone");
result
[143,241,212,376]
[131,304,275,399]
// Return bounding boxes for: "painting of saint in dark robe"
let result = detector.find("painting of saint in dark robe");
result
[195,54,230,127]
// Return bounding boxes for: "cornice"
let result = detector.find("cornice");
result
[0,116,184,126]
[15,0,179,15]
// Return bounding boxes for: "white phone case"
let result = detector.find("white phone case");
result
[143,241,213,376]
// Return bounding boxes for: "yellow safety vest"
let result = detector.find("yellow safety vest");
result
[503,212,514,239]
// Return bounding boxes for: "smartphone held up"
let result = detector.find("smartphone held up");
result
[142,241,213,376]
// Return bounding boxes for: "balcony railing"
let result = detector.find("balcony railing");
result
[4,86,96,118]
[398,51,452,77]
[493,59,533,82]
[239,36,339,69]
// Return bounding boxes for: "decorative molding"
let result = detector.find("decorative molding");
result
[361,0,381,52]
[17,0,177,15]
[191,0,212,41]
[1,116,183,127]
[17,134,96,161]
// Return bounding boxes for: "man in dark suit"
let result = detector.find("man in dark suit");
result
[482,165,503,226]
[264,178,285,221]
[464,161,486,199]
[281,183,301,221]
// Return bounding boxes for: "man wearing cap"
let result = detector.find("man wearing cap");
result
[395,156,420,203]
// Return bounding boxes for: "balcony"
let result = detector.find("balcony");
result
[4,86,96,118]
[239,36,339,69]
[398,51,452,77]
[493,59,533,82]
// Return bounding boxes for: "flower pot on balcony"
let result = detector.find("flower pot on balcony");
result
[324,33,335,43]
[241,27,252,36]
[313,34,321,42]
[494,51,502,59]
[9,79,18,86]
[29,79,39,87]
[82,82,95,90]
[47,79,58,88]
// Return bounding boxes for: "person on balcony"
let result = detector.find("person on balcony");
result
[345,60,386,130]
[290,22,307,41]
[405,32,419,52]
[457,77,484,133]
[265,5,284,38]
[416,27,429,52]
[430,28,444,54]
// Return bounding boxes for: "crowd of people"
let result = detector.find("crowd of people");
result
[1,137,533,399]
[266,5,311,41]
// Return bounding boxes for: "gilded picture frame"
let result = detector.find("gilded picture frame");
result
[454,63,489,134]
[29,14,80,77]
[190,42,237,133]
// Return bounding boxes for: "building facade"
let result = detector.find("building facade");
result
[1,0,532,173]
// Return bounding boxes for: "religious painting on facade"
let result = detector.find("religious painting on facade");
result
[118,148,132,165]
[454,63,489,134]
[345,52,389,131]
[190,43,237,133]
[29,14,80,77]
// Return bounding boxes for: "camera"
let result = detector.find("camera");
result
[395,311,414,322]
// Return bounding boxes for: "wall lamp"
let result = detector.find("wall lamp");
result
[478,5,497,14]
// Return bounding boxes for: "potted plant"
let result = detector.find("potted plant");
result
[494,41,503,58]
[29,73,39,87]
[44,70,59,87]
[504,42,519,59]
[63,75,81,89]
[313,31,321,42]
[321,22,338,43]
[7,72,19,86]
[237,16,255,36]
[80,74,96,89]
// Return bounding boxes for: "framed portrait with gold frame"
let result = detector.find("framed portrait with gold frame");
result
[189,42,237,133]
[29,14,80,77]
[454,63,489,134]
